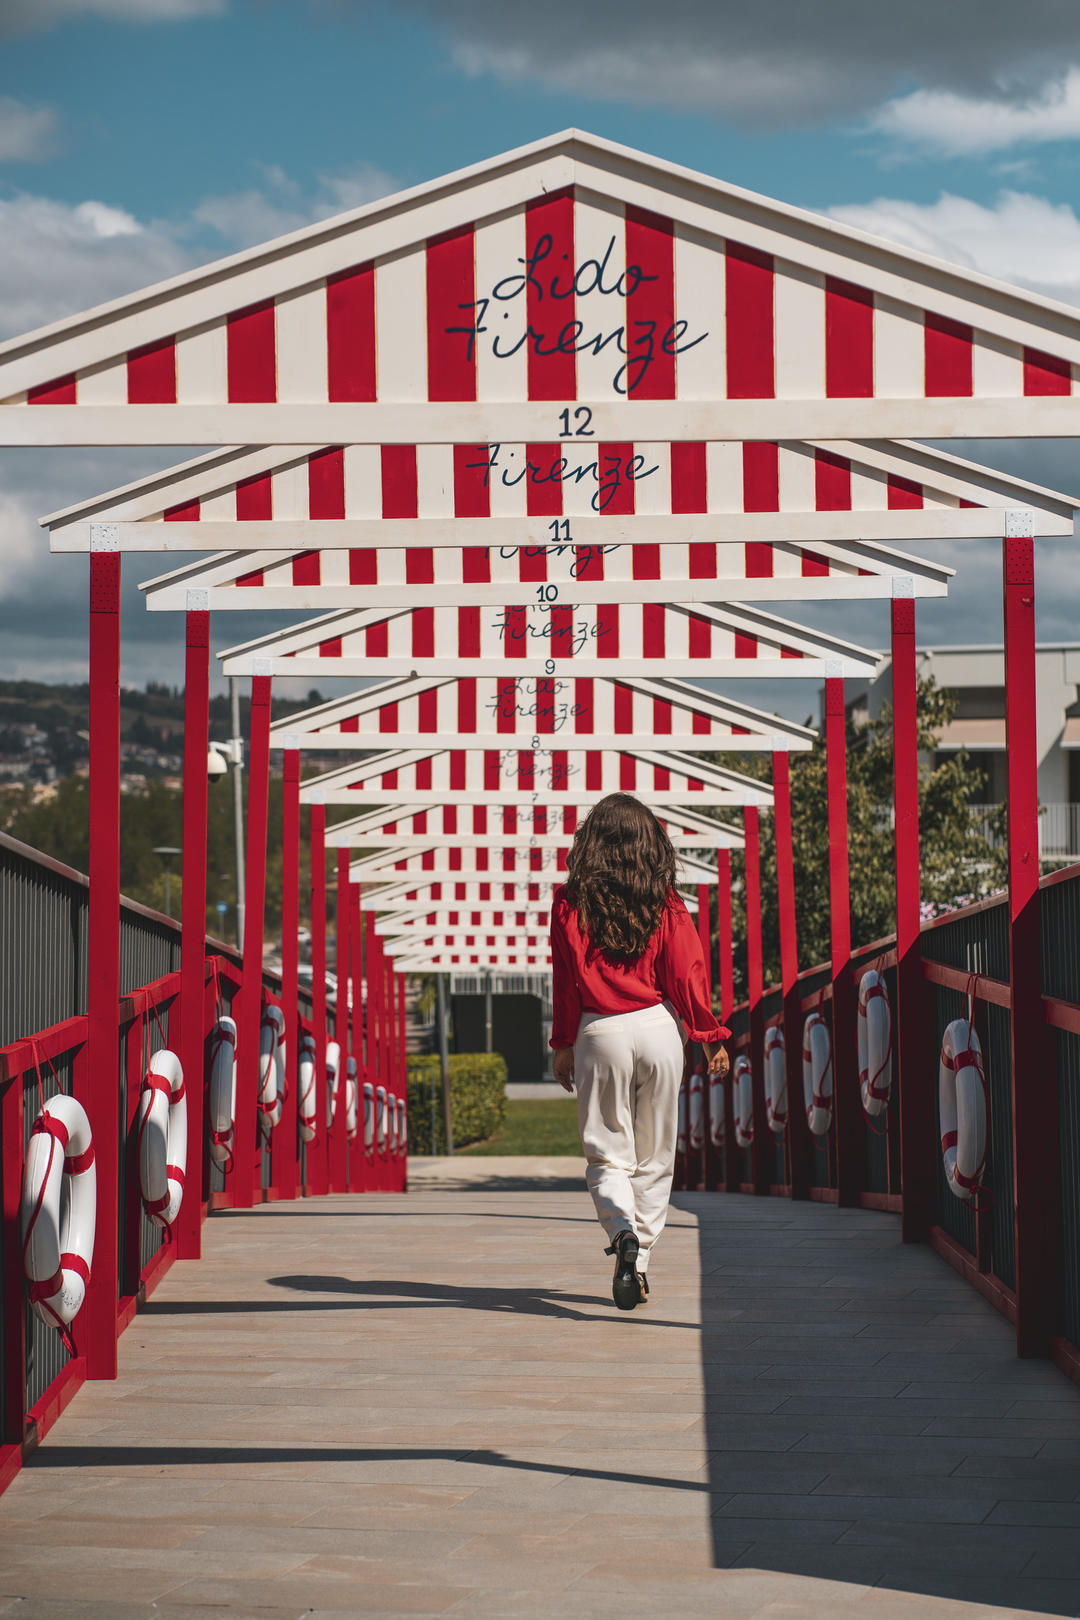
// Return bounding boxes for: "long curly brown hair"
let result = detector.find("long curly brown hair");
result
[565,794,677,961]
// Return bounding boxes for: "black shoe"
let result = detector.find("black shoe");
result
[606,1229,641,1311]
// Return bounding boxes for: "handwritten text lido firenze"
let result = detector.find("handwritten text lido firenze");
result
[447,232,708,397]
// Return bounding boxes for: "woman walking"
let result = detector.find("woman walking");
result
[550,793,730,1311]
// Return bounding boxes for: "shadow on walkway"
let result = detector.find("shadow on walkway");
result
[672,1192,1080,1617]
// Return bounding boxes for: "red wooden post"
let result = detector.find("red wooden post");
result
[330,854,350,1194]
[362,906,378,1190]
[350,888,365,1191]
[892,591,934,1241]
[398,972,409,1190]
[717,848,738,1194]
[177,601,209,1258]
[695,882,712,1189]
[235,671,272,1210]
[309,799,328,1197]
[1,1050,27,1447]
[278,744,300,1201]
[744,807,769,1195]
[825,674,862,1206]
[1004,518,1060,1355]
[774,751,809,1201]
[85,546,121,1379]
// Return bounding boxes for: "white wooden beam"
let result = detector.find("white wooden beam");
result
[9,398,1080,446]
[54,505,1042,552]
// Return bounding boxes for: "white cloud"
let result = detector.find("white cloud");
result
[0,97,60,163]
[0,0,225,35]
[870,67,1080,156]
[827,191,1080,306]
[191,162,397,250]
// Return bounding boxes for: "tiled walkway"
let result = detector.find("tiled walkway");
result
[2,1158,1080,1619]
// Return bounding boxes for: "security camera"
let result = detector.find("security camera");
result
[207,746,229,780]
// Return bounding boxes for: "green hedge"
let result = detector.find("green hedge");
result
[406,1052,508,1154]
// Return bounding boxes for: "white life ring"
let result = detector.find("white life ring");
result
[396,1096,407,1156]
[802,1012,833,1136]
[764,1024,788,1136]
[709,1069,725,1147]
[345,1056,358,1141]
[136,1048,187,1229]
[207,1015,236,1170]
[363,1080,375,1153]
[388,1092,399,1155]
[688,1067,705,1151]
[939,1019,988,1201]
[297,1034,318,1144]
[325,1041,340,1128]
[733,1055,754,1149]
[21,1093,96,1347]
[858,969,893,1118]
[376,1085,388,1153]
[258,1004,285,1143]
[676,1078,688,1156]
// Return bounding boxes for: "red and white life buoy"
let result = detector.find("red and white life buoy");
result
[388,1091,399,1156]
[858,970,893,1118]
[939,1019,988,1201]
[207,1015,236,1170]
[325,1041,340,1128]
[21,1093,96,1349]
[258,1004,285,1143]
[396,1096,407,1156]
[136,1048,187,1230]
[676,1077,688,1157]
[688,1065,705,1151]
[734,1054,754,1149]
[764,1024,788,1136]
[345,1056,359,1141]
[802,1012,833,1136]
[376,1085,389,1153]
[363,1080,375,1154]
[297,1034,318,1144]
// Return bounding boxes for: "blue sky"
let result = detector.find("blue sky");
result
[3,0,1080,711]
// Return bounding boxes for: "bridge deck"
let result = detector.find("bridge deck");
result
[2,1160,1080,1620]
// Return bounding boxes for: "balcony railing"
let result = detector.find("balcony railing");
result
[969,802,1080,862]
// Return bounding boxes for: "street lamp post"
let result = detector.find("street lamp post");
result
[153,845,182,918]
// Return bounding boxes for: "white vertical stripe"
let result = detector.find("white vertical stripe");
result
[633,443,670,515]
[673,225,722,400]
[706,442,743,511]
[488,442,529,517]
[275,283,329,403]
[874,297,924,398]
[474,209,529,402]
[343,444,382,515]
[376,250,427,401]
[271,460,307,520]
[417,444,454,517]
[972,331,1023,398]
[176,320,227,403]
[201,485,235,521]
[76,360,127,403]
[774,263,826,399]
[778,443,815,511]
[850,465,889,511]
[574,194,626,403]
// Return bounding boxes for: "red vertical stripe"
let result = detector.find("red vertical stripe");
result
[235,473,271,588]
[624,207,675,399]
[688,613,711,659]
[327,264,376,401]
[382,445,418,517]
[642,604,665,658]
[417,689,439,731]
[743,442,778,577]
[887,474,923,510]
[574,678,594,733]
[1023,347,1071,395]
[814,449,851,510]
[28,374,76,403]
[671,442,707,511]
[309,446,345,516]
[620,756,637,790]
[586,755,603,791]
[378,703,398,734]
[427,226,477,401]
[503,606,527,660]
[127,338,176,404]
[319,636,342,658]
[457,679,477,732]
[351,552,378,586]
[164,499,200,522]
[613,684,634,733]
[450,753,466,791]
[227,301,276,402]
[526,189,575,400]
[411,611,434,658]
[596,604,620,658]
[735,631,757,659]
[526,445,563,516]
[599,443,635,515]
[725,244,774,399]
[366,620,388,656]
[825,278,873,398]
[458,606,481,656]
[925,314,972,397]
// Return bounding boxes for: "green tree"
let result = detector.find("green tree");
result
[707,679,1007,997]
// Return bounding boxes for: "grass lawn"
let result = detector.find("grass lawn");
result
[459,1097,582,1157]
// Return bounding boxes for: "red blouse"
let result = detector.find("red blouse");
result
[549,885,730,1049]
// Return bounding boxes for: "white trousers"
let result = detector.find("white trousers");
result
[574,1003,685,1273]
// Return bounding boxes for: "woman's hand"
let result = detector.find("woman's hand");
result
[553,1046,575,1092]
[703,1041,730,1079]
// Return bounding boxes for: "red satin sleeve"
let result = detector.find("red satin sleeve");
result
[655,899,731,1044]
[549,895,582,1050]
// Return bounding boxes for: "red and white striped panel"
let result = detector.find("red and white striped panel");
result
[307,676,787,744]
[18,187,1076,407]
[326,751,731,799]
[380,907,550,930]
